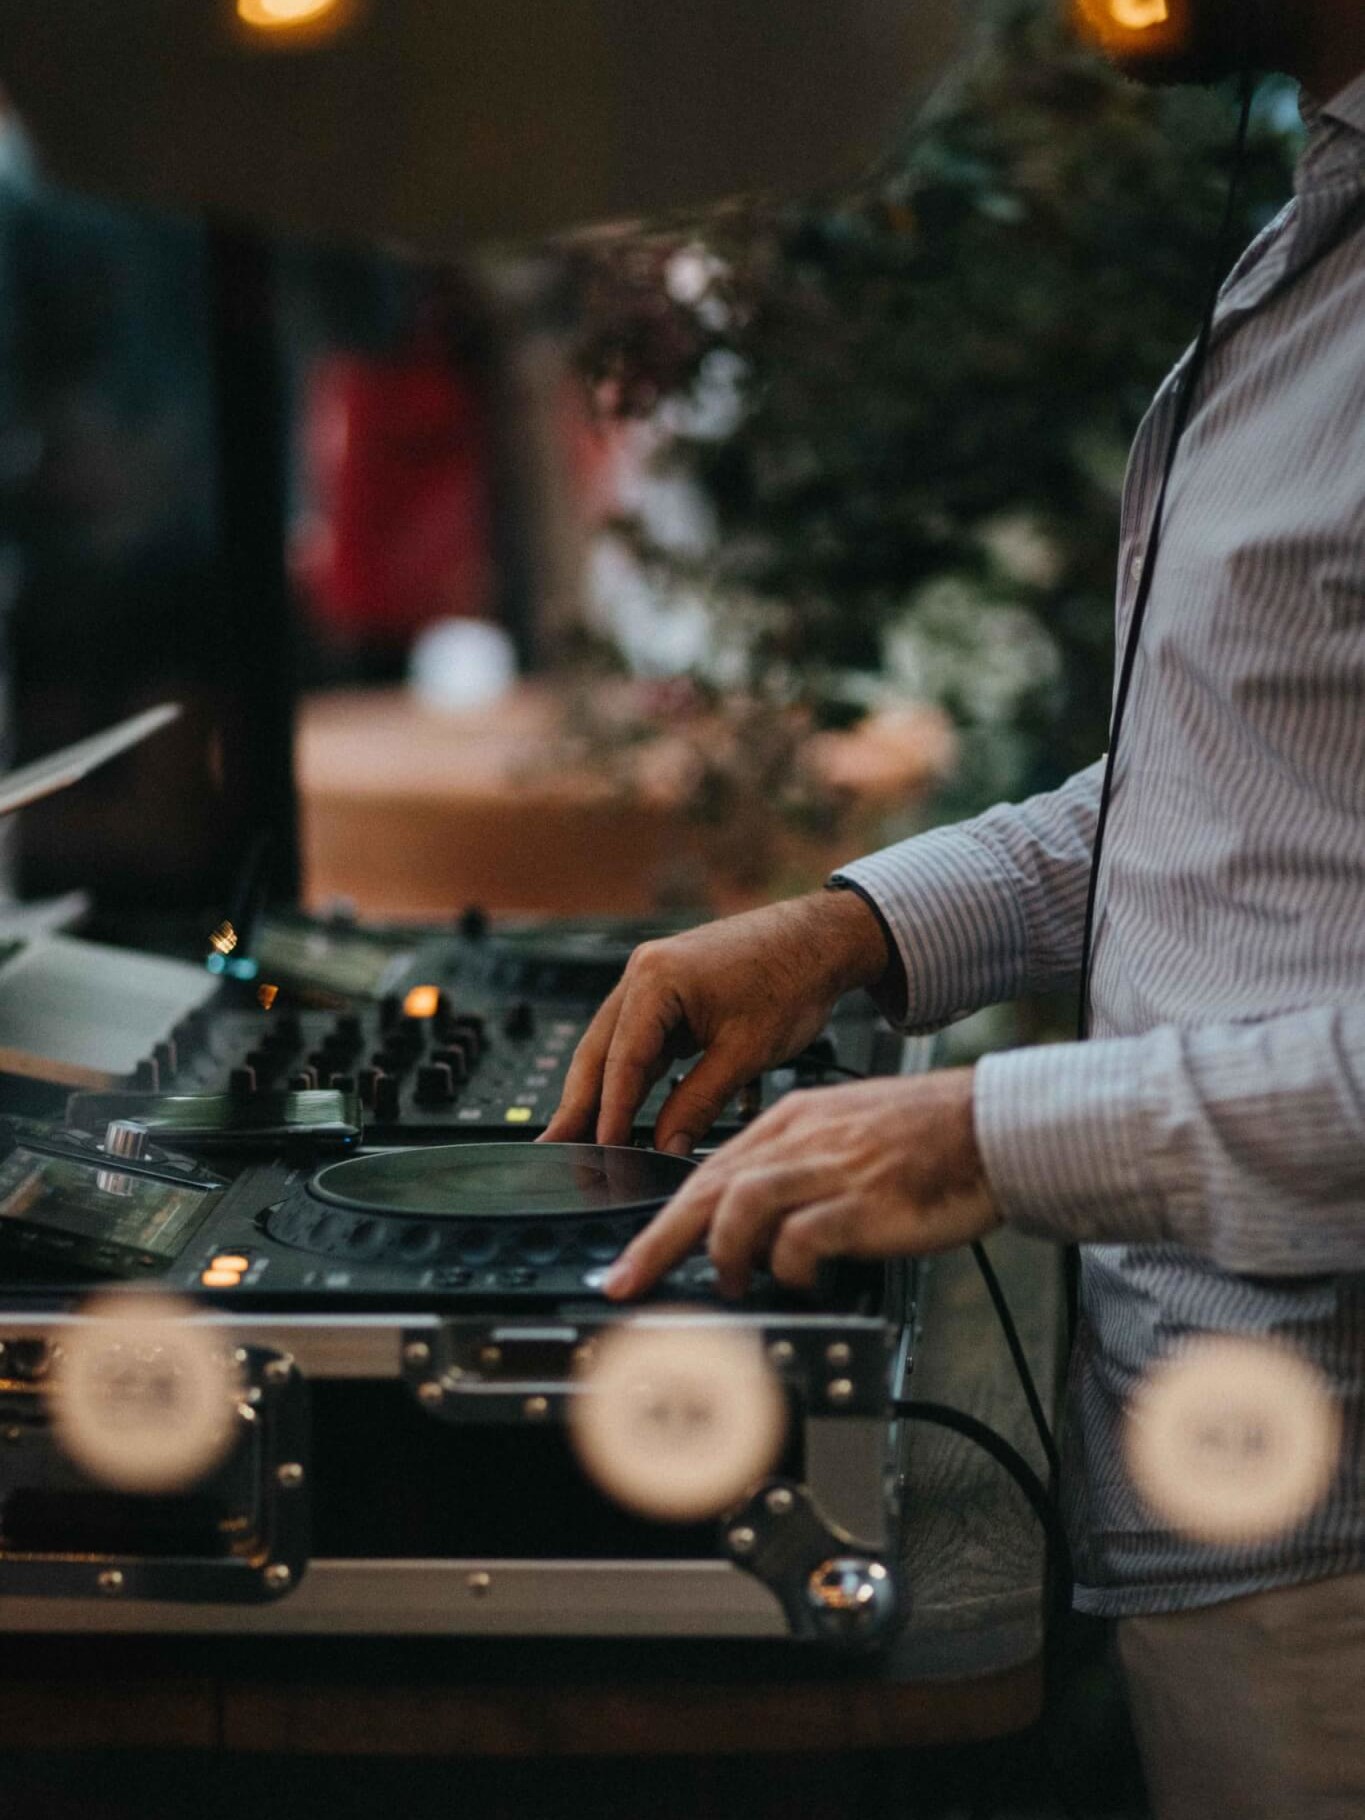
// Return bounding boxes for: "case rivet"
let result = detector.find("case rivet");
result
[263,1563,293,1593]
[765,1486,795,1515]
[276,1461,304,1489]
[402,1341,431,1369]
[826,1378,854,1406]
[97,1569,125,1596]
[727,1525,757,1556]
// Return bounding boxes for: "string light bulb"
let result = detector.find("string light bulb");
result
[1109,0,1169,26]
[235,0,353,40]
[1071,0,1186,57]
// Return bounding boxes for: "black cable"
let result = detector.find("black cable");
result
[810,1056,1063,1486]
[895,1398,1073,1625]
[969,1239,1061,1487]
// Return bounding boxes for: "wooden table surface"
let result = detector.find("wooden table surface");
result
[295,686,953,920]
[0,1230,1062,1760]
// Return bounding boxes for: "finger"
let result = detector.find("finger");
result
[539,985,626,1142]
[595,982,686,1147]
[652,1043,764,1158]
[601,1160,731,1300]
[769,1200,858,1290]
[707,1160,842,1299]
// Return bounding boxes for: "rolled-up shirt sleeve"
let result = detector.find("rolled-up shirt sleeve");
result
[975,1003,1365,1276]
[832,758,1104,1031]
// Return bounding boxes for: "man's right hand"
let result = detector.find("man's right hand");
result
[538,888,893,1155]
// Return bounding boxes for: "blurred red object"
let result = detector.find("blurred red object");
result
[292,344,496,649]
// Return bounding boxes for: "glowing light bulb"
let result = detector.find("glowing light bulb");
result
[1125,1337,1340,1547]
[1109,0,1169,27]
[236,0,345,33]
[570,1320,786,1521]
[50,1294,242,1495]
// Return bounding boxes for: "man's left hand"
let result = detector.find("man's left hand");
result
[602,1066,1000,1301]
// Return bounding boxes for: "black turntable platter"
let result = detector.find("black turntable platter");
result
[264,1143,695,1278]
[310,1143,694,1218]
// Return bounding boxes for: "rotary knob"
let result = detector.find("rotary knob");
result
[103,1120,150,1162]
[415,1062,456,1104]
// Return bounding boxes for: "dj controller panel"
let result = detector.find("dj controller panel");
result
[0,912,920,1644]
[119,913,901,1142]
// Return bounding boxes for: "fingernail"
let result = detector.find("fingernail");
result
[663,1134,694,1157]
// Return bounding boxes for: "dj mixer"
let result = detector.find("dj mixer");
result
[115,913,902,1142]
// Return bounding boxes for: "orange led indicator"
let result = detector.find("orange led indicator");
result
[211,1255,251,1273]
[257,982,279,1011]
[200,1269,242,1288]
[403,985,441,1021]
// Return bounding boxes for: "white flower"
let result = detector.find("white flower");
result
[665,244,728,305]
[883,576,1062,724]
[977,511,1064,590]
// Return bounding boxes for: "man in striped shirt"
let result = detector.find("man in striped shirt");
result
[545,2,1364,1810]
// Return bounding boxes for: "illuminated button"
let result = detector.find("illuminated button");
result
[211,1255,250,1273]
[200,1268,242,1288]
[504,1107,534,1124]
[403,984,442,1021]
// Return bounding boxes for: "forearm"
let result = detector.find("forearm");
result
[834,758,1105,1029]
[975,1002,1365,1277]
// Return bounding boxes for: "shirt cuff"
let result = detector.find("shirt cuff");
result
[974,1037,1169,1247]
[832,824,1030,1033]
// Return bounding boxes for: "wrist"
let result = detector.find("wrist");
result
[810,884,894,997]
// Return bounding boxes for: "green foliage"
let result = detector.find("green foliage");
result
[569,0,1300,820]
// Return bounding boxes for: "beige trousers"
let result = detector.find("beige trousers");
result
[1117,1573,1365,1820]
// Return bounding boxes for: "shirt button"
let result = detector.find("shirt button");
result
[1130,554,1144,583]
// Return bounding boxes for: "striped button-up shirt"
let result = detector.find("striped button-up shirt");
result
[838,73,1365,1615]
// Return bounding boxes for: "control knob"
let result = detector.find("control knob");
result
[415,1062,456,1105]
[103,1120,149,1161]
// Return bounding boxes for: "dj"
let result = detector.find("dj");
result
[544,2,1365,1812]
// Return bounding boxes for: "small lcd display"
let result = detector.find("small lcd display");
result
[253,920,414,998]
[0,1147,216,1260]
